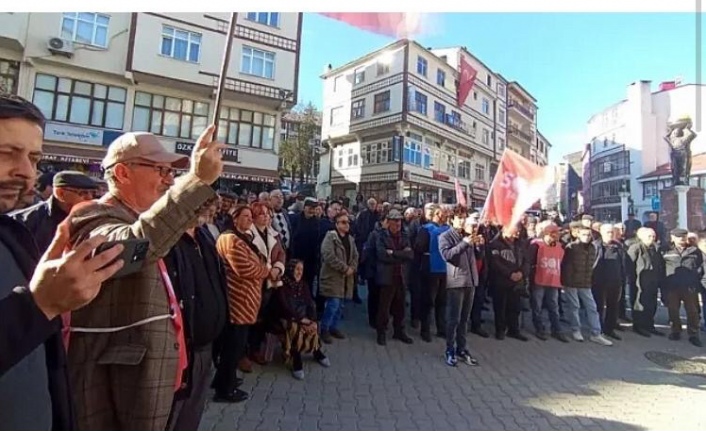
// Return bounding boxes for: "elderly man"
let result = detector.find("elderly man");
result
[270,189,292,252]
[64,126,225,431]
[592,223,626,340]
[626,227,665,337]
[258,191,270,204]
[12,171,97,253]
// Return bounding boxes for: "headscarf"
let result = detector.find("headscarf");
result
[282,259,307,297]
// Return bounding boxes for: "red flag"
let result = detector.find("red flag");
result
[319,13,423,38]
[457,56,477,108]
[454,178,467,207]
[481,150,552,234]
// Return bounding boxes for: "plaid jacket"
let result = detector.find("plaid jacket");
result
[65,173,215,431]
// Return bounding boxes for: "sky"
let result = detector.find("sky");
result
[296,12,701,163]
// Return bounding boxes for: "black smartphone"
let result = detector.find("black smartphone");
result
[93,238,150,279]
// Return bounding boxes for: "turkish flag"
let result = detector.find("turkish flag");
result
[457,56,477,108]
[481,150,553,234]
[454,178,467,207]
[319,13,423,38]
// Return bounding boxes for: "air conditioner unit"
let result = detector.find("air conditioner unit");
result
[47,38,74,58]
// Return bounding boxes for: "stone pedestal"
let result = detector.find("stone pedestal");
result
[660,187,704,230]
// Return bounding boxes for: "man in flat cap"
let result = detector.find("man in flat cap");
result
[11,170,97,253]
[662,228,703,347]
[64,127,225,431]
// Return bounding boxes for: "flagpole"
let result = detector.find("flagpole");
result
[212,12,237,140]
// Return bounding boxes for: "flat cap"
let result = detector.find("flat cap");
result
[102,132,189,169]
[569,221,583,229]
[304,198,318,208]
[671,228,688,237]
[581,214,594,221]
[386,209,403,220]
[53,171,97,189]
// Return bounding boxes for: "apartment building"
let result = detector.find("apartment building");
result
[318,39,510,206]
[586,80,706,221]
[505,81,537,159]
[0,11,302,193]
[533,131,550,166]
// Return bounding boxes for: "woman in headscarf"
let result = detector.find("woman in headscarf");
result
[276,260,331,380]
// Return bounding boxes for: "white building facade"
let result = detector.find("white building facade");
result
[585,80,706,221]
[0,12,302,192]
[318,39,519,206]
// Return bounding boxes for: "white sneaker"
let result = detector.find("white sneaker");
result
[572,330,584,342]
[590,334,613,346]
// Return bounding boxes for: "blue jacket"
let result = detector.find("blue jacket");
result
[423,222,450,274]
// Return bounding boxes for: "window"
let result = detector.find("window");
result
[498,137,505,151]
[458,161,471,179]
[362,141,391,164]
[404,134,423,166]
[416,56,427,76]
[475,163,486,181]
[241,46,275,79]
[330,106,343,126]
[245,12,279,27]
[411,91,427,115]
[422,146,432,169]
[497,83,506,98]
[437,69,446,87]
[347,148,355,166]
[373,91,390,114]
[498,108,506,125]
[434,102,446,123]
[486,74,492,87]
[132,91,209,140]
[61,12,110,48]
[337,149,343,168]
[473,91,478,100]
[0,59,20,94]
[376,62,389,76]
[482,98,490,115]
[351,99,365,119]
[482,129,490,145]
[161,26,201,63]
[217,107,274,149]
[33,74,126,129]
[354,67,365,85]
[446,154,456,175]
[333,75,342,92]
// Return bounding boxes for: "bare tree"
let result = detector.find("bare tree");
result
[278,102,321,183]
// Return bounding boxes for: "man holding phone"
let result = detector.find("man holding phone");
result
[0,94,126,431]
[64,124,224,431]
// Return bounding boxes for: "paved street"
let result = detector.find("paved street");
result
[200,299,706,431]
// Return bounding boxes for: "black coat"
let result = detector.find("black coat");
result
[375,228,413,286]
[10,196,68,254]
[487,235,529,289]
[0,215,75,431]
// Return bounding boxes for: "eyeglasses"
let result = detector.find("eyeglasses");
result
[127,163,176,178]
[62,188,95,198]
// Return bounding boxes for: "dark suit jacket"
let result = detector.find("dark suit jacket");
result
[0,215,75,431]
[10,196,68,254]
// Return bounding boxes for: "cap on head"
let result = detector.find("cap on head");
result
[581,214,594,221]
[102,132,189,170]
[304,198,318,208]
[671,228,688,237]
[53,171,98,189]
[386,209,403,220]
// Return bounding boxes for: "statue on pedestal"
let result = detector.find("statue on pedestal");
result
[665,117,697,186]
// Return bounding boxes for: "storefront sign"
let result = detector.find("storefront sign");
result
[221,172,277,183]
[472,181,488,190]
[41,154,100,165]
[432,171,450,182]
[44,123,104,146]
[175,141,240,163]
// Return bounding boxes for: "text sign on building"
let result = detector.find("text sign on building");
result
[44,122,104,146]
[175,142,239,163]
[651,195,661,211]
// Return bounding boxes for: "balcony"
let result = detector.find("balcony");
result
[592,195,621,206]
[508,100,535,121]
[508,125,534,144]
[0,13,27,50]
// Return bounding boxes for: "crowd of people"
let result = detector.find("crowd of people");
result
[2,92,705,431]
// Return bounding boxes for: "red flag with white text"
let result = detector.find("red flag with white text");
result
[454,178,467,207]
[457,56,477,108]
[319,13,425,38]
[481,150,553,233]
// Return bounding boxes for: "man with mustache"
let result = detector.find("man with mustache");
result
[0,94,125,431]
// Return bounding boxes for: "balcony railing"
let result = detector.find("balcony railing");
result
[592,195,621,205]
[508,125,533,144]
[508,101,535,120]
